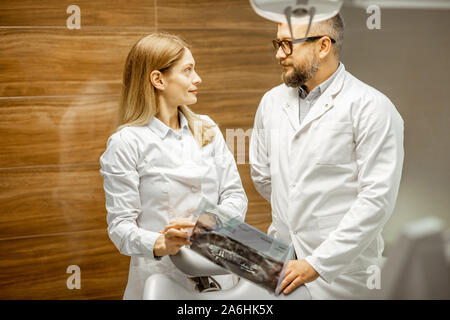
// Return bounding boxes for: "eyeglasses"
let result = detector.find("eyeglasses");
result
[272,36,336,56]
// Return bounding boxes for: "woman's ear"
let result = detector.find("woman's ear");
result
[150,70,166,91]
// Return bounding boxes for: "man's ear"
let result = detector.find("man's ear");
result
[318,37,333,59]
[150,70,166,91]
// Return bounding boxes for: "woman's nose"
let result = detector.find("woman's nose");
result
[193,72,202,85]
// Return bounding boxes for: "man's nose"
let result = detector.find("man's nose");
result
[275,46,287,60]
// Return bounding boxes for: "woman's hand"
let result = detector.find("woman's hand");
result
[153,218,196,257]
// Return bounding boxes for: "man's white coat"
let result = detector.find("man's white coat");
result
[250,65,404,299]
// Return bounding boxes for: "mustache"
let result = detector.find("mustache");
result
[279,61,292,67]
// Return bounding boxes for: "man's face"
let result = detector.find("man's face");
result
[276,23,320,88]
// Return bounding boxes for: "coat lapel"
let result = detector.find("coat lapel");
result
[297,68,347,133]
[283,86,301,132]
[298,94,334,132]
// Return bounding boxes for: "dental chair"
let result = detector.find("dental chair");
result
[142,247,311,300]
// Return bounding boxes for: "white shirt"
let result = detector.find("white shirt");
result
[250,64,404,299]
[100,111,247,299]
[298,63,343,124]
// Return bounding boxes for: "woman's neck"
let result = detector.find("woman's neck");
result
[156,98,180,131]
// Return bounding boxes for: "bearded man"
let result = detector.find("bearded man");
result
[249,14,404,299]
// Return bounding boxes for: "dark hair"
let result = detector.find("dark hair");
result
[312,13,345,58]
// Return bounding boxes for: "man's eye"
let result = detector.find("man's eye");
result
[185,67,192,72]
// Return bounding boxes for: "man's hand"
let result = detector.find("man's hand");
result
[279,259,320,295]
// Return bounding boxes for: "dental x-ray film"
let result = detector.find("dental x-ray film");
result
[189,197,294,295]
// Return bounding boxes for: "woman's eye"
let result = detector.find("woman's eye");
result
[185,67,192,72]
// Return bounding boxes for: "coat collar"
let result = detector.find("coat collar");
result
[283,64,346,133]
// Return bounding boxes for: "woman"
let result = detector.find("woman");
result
[100,33,248,299]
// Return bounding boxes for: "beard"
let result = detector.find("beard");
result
[281,54,319,88]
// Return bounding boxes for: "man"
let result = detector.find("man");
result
[249,14,404,299]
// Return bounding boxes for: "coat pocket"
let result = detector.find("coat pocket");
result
[315,122,353,165]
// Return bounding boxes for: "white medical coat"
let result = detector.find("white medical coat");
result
[100,112,247,299]
[250,65,404,299]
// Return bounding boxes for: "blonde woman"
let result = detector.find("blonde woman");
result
[100,33,248,299]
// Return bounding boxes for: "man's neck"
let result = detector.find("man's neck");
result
[303,60,339,94]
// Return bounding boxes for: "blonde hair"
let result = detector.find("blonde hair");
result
[117,33,215,147]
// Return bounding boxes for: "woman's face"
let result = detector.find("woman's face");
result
[161,48,202,107]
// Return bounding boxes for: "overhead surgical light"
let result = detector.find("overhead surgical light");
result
[347,0,450,9]
[249,0,343,41]
[250,0,450,41]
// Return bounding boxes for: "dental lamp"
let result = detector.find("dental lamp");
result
[249,0,450,41]
[249,0,344,41]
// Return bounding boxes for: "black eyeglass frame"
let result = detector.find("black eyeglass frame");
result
[272,36,336,56]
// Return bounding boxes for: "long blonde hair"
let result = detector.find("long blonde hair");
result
[117,33,215,147]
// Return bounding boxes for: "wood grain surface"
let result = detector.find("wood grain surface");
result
[0,91,272,168]
[0,228,130,299]
[157,0,273,30]
[0,163,107,238]
[0,95,119,167]
[0,29,153,97]
[0,28,279,97]
[0,0,155,27]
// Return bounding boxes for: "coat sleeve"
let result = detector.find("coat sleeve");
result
[305,92,404,283]
[249,93,272,202]
[205,117,248,221]
[99,132,162,260]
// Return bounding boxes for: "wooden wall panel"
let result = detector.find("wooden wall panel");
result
[237,165,271,231]
[0,164,105,238]
[0,229,129,299]
[158,0,273,29]
[0,91,267,168]
[0,29,153,97]
[193,91,263,129]
[0,0,155,27]
[0,28,279,97]
[0,95,118,168]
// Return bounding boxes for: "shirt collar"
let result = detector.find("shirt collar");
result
[179,110,189,130]
[147,109,189,139]
[299,62,343,100]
